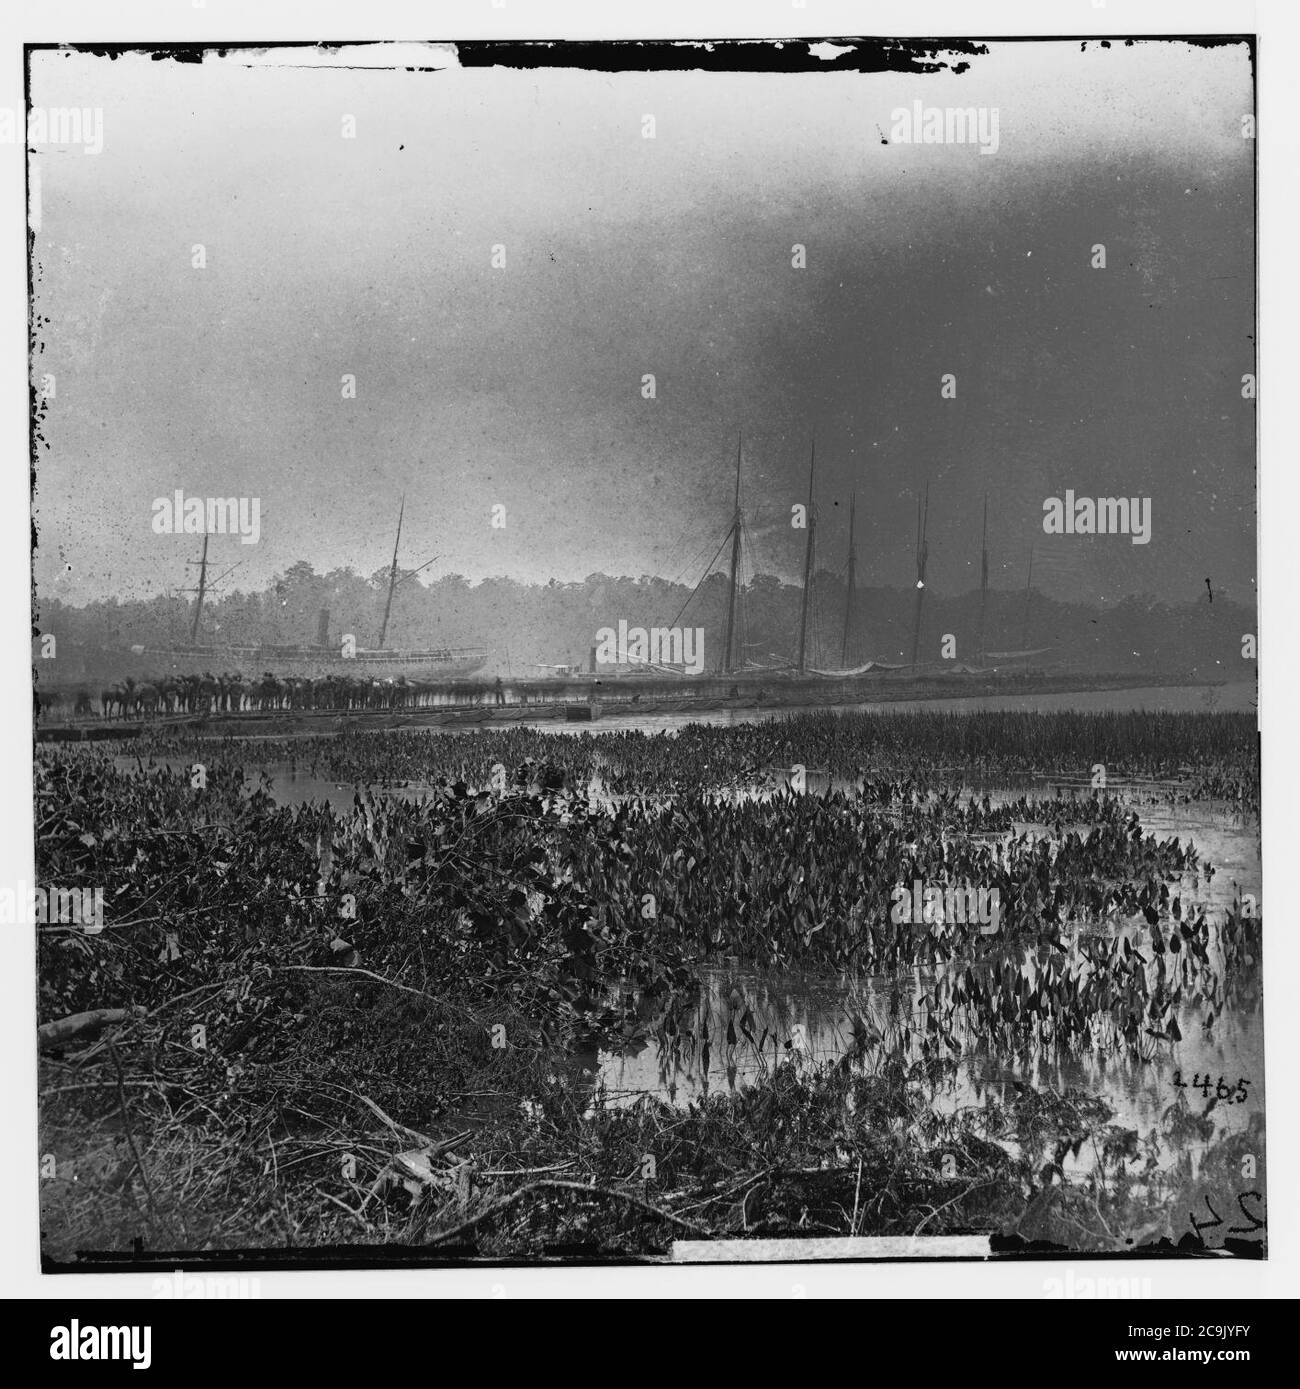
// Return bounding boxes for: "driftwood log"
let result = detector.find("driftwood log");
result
[38,1007,146,1051]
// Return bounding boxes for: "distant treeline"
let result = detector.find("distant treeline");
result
[34,561,1254,680]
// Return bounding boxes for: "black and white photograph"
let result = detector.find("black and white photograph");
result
[10,3,1287,1322]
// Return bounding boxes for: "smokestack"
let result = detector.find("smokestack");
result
[316,607,330,648]
[589,645,597,674]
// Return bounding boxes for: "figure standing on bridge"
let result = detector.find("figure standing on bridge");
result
[493,676,506,706]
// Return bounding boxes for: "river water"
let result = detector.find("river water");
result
[114,685,1263,1185]
[231,757,1262,1176]
[588,795,1262,1165]
[543,678,1257,734]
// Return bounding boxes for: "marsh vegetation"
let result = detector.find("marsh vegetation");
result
[37,709,1263,1261]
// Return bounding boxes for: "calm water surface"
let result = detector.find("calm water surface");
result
[115,688,1262,1173]
[588,797,1262,1176]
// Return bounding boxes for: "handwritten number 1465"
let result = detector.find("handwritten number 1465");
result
[1172,1072,1250,1103]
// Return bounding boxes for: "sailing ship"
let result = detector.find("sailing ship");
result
[697,438,1050,678]
[707,433,906,679]
[126,498,488,681]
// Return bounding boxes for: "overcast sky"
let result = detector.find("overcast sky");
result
[30,39,1255,610]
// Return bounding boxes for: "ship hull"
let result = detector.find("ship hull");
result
[127,645,488,682]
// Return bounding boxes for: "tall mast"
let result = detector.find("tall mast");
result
[377,494,405,649]
[910,485,929,666]
[977,492,989,663]
[796,438,817,672]
[188,533,209,645]
[841,490,857,665]
[721,434,743,674]
[1021,541,1035,651]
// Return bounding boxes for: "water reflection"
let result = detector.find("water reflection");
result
[114,749,1263,1174]
[588,801,1262,1179]
[592,802,1261,1176]
[591,946,1262,1173]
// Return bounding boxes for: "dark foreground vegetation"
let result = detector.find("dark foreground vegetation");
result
[37,710,1262,1261]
